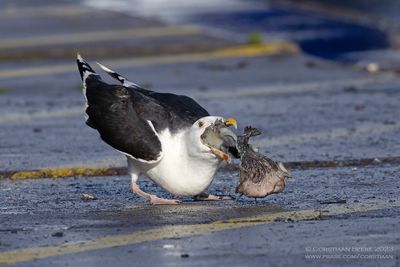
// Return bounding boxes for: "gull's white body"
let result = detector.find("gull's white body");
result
[128,116,223,196]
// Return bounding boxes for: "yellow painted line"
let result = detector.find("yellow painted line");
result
[5,167,126,180]
[0,43,298,79]
[0,199,398,265]
[0,26,201,49]
[0,5,87,19]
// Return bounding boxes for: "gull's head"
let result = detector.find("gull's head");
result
[187,116,239,162]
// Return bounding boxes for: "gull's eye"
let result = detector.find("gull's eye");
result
[198,121,204,128]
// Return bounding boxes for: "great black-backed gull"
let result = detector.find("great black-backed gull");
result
[77,55,239,204]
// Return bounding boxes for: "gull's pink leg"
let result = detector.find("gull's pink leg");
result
[131,183,181,205]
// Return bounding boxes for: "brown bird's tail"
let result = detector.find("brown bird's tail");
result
[278,162,291,177]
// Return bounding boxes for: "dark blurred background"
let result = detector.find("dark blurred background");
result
[1,0,400,62]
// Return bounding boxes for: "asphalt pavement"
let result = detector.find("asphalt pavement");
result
[0,1,399,266]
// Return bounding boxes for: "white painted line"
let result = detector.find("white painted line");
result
[0,107,83,124]
[195,74,397,100]
[0,75,398,129]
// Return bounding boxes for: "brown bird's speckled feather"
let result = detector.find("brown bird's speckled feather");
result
[236,126,290,198]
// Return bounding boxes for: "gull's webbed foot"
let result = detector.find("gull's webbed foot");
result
[149,195,182,205]
[193,192,233,201]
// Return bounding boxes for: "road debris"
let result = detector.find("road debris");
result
[319,199,347,205]
[51,231,64,237]
[81,193,97,201]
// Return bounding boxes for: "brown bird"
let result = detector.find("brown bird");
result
[236,126,289,199]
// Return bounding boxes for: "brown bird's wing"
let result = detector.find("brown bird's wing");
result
[240,151,280,183]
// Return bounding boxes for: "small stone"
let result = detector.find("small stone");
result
[366,62,379,73]
[81,193,97,201]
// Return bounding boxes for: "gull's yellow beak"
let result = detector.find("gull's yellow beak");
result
[224,118,238,129]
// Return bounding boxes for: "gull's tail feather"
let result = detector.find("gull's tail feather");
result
[76,53,100,81]
[97,62,139,88]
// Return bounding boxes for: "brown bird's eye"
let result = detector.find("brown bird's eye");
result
[198,121,204,128]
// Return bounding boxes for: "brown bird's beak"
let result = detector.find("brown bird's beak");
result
[224,118,238,129]
[210,146,231,163]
